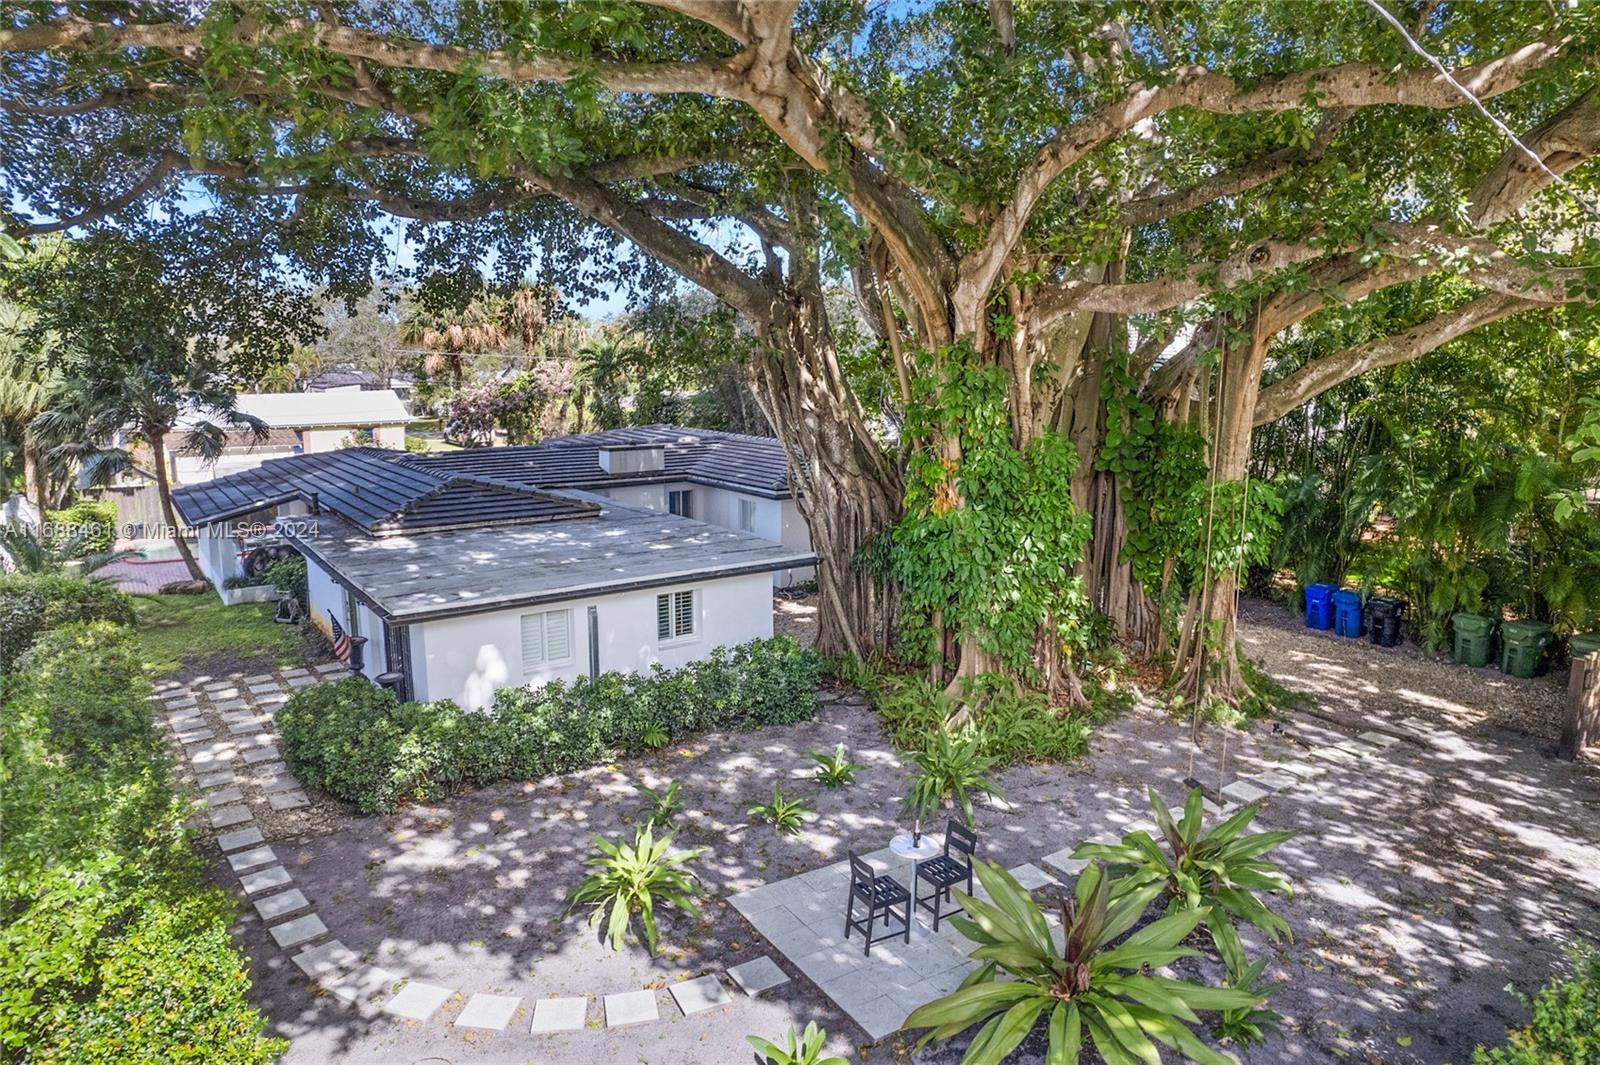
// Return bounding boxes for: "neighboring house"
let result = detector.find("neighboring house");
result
[169,389,413,484]
[168,426,817,709]
[304,368,416,403]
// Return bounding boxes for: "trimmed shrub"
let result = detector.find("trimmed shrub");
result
[44,498,118,555]
[0,573,136,673]
[1474,945,1600,1064]
[0,621,281,1062]
[279,636,822,814]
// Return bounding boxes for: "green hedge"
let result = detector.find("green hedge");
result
[279,636,823,814]
[0,572,136,673]
[0,619,282,1063]
[45,498,118,555]
[1475,945,1600,1064]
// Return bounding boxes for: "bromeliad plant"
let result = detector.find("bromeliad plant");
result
[636,779,681,827]
[746,1021,849,1065]
[566,825,702,954]
[809,743,863,788]
[1072,786,1295,959]
[748,783,811,836]
[905,860,1263,1065]
[900,729,1005,830]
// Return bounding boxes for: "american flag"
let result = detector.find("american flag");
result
[328,610,352,663]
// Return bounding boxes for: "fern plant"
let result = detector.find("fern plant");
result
[808,744,863,788]
[905,860,1262,1064]
[1072,786,1294,960]
[900,729,1005,828]
[748,783,810,836]
[636,779,681,827]
[566,825,702,953]
[747,1021,848,1065]
[640,722,668,749]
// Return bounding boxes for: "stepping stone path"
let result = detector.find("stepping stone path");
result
[530,997,588,1033]
[669,975,732,1016]
[728,956,790,996]
[455,993,522,1030]
[385,981,454,1022]
[604,989,659,1027]
[1007,863,1057,890]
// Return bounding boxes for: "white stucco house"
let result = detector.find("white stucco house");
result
[169,426,817,709]
[169,389,413,484]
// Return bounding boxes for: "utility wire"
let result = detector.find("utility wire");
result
[1361,0,1600,224]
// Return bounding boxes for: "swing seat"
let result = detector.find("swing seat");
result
[1180,776,1226,806]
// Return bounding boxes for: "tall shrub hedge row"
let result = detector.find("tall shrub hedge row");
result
[278,636,822,814]
[0,572,137,672]
[0,613,281,1062]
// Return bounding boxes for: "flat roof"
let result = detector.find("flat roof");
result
[286,496,816,623]
[178,389,414,430]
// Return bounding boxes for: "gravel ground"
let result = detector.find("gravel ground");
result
[219,605,1599,1064]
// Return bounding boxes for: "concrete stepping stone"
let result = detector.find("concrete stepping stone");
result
[254,888,311,921]
[227,845,277,872]
[217,826,264,852]
[1007,863,1057,890]
[1308,745,1359,765]
[268,913,327,949]
[669,975,731,1016]
[258,774,301,794]
[313,663,344,674]
[197,769,237,788]
[201,786,244,807]
[1220,779,1270,805]
[1041,846,1090,878]
[292,939,357,979]
[1358,730,1401,749]
[248,683,280,695]
[208,804,254,828]
[229,721,267,737]
[287,675,320,688]
[240,866,292,895]
[1250,769,1299,792]
[728,956,790,996]
[177,729,217,744]
[326,964,399,1005]
[244,673,275,684]
[242,746,281,765]
[270,791,309,811]
[281,667,311,678]
[530,997,588,1033]
[1335,740,1380,758]
[604,989,658,1027]
[384,981,453,1021]
[1277,761,1325,781]
[214,698,248,712]
[455,992,521,1030]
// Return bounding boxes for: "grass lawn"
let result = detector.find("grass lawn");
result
[133,594,319,678]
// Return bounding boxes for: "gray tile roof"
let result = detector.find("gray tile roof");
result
[288,496,815,622]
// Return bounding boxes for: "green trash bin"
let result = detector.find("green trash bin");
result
[1569,632,1600,662]
[1451,612,1496,668]
[1500,619,1553,678]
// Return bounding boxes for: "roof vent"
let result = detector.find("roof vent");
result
[597,444,665,475]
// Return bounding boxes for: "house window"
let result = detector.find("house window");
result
[668,489,693,518]
[656,589,696,642]
[738,499,757,532]
[520,609,573,673]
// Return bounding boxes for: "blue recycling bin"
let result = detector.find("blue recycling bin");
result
[1333,589,1364,638]
[1304,583,1336,630]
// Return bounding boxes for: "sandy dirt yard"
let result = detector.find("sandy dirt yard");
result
[218,600,1599,1064]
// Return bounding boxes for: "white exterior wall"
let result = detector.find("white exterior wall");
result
[592,483,669,511]
[408,570,775,711]
[195,524,246,592]
[304,557,382,681]
[592,482,812,587]
[373,424,407,449]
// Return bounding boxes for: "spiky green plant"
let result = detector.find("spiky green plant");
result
[636,779,681,827]
[808,744,863,788]
[0,521,134,577]
[566,825,702,954]
[1212,956,1286,1049]
[905,860,1263,1065]
[900,729,1004,828]
[640,722,668,749]
[746,1021,848,1065]
[1072,786,1295,959]
[748,783,810,836]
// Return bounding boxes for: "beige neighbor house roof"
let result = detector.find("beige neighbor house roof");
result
[177,389,414,431]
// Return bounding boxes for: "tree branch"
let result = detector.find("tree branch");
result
[1468,85,1600,226]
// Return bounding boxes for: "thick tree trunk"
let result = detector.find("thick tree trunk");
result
[1173,331,1268,705]
[25,439,46,521]
[150,431,205,582]
[753,284,902,659]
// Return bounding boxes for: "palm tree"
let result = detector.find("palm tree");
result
[575,331,645,431]
[37,362,265,583]
[0,309,64,518]
[400,297,507,391]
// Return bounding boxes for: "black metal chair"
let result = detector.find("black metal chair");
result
[843,851,911,955]
[915,820,976,930]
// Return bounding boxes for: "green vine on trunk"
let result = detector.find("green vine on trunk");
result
[889,342,1093,681]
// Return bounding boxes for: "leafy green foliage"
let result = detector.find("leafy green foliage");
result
[261,555,308,604]
[900,730,1005,829]
[1212,956,1286,1049]
[567,825,702,954]
[0,572,135,672]
[1474,945,1600,1065]
[747,1021,849,1065]
[875,672,1100,767]
[43,499,117,555]
[808,743,863,788]
[891,344,1094,680]
[748,783,811,836]
[905,860,1262,1065]
[0,520,135,579]
[277,637,820,813]
[0,619,281,1062]
[1074,788,1295,960]
[636,779,681,827]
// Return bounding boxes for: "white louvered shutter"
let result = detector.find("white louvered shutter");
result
[674,590,694,637]
[657,594,671,640]
[521,612,546,671]
[545,610,571,661]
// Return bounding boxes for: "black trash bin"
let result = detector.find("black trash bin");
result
[1366,597,1407,647]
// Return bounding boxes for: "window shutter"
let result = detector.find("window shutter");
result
[521,612,546,668]
[657,593,671,640]
[674,590,694,637]
[546,610,570,661]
